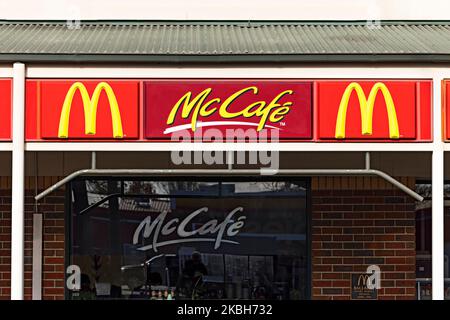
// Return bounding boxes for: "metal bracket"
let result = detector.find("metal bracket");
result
[91,151,96,169]
[365,151,371,170]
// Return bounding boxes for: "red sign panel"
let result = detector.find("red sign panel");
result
[27,80,139,140]
[443,80,450,141]
[0,79,12,140]
[317,80,432,141]
[144,80,312,140]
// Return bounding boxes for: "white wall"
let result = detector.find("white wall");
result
[0,0,450,21]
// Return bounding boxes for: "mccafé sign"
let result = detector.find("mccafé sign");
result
[23,79,433,142]
[145,81,312,139]
[0,79,12,141]
[133,206,246,253]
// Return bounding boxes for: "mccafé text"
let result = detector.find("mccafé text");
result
[133,207,246,252]
[166,86,293,132]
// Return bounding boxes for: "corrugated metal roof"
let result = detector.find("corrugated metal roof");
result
[1,21,450,62]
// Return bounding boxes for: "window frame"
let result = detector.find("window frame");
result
[64,175,312,300]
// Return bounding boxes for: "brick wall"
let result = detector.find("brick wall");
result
[0,177,65,300]
[0,185,11,299]
[311,177,417,300]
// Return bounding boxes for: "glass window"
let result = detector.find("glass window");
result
[68,178,310,300]
[415,182,450,300]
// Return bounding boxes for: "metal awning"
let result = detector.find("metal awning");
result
[2,20,450,63]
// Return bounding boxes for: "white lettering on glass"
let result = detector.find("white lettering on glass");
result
[133,207,246,252]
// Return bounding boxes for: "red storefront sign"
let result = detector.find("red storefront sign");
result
[144,80,312,140]
[23,79,432,142]
[443,80,450,141]
[26,80,139,140]
[317,80,432,141]
[0,79,12,141]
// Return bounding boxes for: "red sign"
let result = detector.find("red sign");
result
[317,80,432,141]
[0,79,12,141]
[23,78,432,142]
[144,80,312,140]
[26,80,139,140]
[443,80,450,141]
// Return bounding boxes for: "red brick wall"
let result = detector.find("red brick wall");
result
[0,177,65,300]
[0,188,11,299]
[311,177,417,300]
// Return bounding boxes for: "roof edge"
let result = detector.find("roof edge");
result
[1,19,450,26]
[1,53,450,64]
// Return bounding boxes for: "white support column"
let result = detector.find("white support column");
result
[432,76,445,300]
[11,62,25,300]
[32,214,42,300]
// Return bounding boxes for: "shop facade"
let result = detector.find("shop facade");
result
[0,21,449,300]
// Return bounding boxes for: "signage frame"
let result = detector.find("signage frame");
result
[23,78,433,143]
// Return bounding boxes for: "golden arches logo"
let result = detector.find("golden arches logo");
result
[335,82,399,139]
[58,82,123,139]
[357,274,370,287]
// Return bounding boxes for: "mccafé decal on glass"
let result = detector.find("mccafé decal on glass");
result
[26,80,139,140]
[317,80,432,141]
[0,79,12,141]
[144,80,312,140]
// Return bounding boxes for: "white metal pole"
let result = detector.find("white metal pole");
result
[11,62,25,300]
[432,76,445,300]
[432,150,444,300]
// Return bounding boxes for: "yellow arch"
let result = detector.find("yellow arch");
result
[58,82,123,138]
[335,82,399,139]
[357,274,370,287]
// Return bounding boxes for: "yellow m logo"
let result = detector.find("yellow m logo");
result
[357,274,370,287]
[335,82,399,139]
[58,82,123,139]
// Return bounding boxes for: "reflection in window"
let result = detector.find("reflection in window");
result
[415,183,450,300]
[69,178,309,300]
[221,181,306,195]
